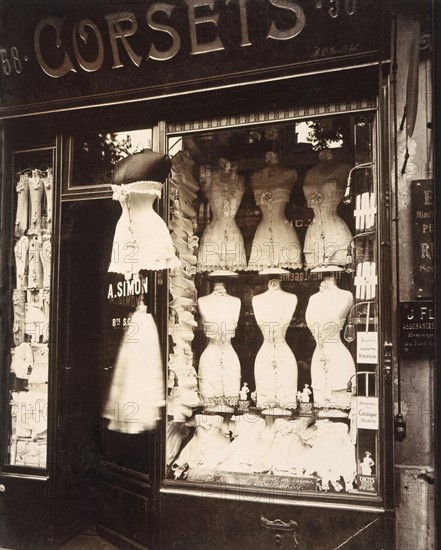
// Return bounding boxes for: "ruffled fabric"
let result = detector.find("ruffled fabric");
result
[108,180,180,276]
[304,421,356,490]
[172,414,231,472]
[166,151,201,421]
[102,309,165,433]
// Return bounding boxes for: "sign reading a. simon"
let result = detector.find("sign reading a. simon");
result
[0,0,387,114]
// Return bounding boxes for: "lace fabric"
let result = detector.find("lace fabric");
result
[109,181,180,275]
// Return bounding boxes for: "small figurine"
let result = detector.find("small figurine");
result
[360,451,375,475]
[239,382,250,401]
[298,384,313,417]
[297,384,312,403]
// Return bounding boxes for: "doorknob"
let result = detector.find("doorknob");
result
[0,484,6,493]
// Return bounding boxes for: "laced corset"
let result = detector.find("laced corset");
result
[249,165,301,270]
[109,180,180,274]
[112,181,162,237]
[254,188,291,206]
[202,321,237,342]
[306,286,355,393]
[303,166,352,268]
[203,172,244,220]
[304,179,345,220]
[198,168,247,272]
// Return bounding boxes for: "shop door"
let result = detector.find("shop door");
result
[56,199,122,540]
[58,197,156,549]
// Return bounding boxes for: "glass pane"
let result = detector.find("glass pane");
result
[68,129,152,188]
[165,114,380,497]
[7,148,54,469]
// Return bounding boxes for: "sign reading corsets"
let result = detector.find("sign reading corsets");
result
[0,0,387,114]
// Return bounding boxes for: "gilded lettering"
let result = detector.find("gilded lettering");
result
[420,242,432,260]
[267,0,305,40]
[423,189,433,206]
[73,19,104,72]
[147,3,181,61]
[185,0,225,55]
[222,0,252,48]
[105,12,142,69]
[34,17,77,78]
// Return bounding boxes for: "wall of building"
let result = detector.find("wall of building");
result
[392,4,435,549]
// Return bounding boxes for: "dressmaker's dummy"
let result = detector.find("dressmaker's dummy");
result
[303,150,352,269]
[197,158,247,274]
[108,149,180,278]
[248,152,302,272]
[305,275,355,411]
[252,279,298,414]
[197,282,241,412]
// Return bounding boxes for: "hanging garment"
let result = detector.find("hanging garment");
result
[103,306,165,433]
[10,342,34,380]
[172,414,231,471]
[304,421,356,491]
[108,181,180,277]
[15,174,29,237]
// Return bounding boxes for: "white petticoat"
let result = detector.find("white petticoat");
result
[102,310,165,433]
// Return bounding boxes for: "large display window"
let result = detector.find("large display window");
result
[164,109,382,499]
[4,147,54,471]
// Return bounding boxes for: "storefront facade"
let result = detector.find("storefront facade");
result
[0,1,437,549]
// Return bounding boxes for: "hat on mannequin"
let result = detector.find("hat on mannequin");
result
[112,149,172,185]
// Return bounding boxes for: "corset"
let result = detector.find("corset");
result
[109,181,180,274]
[254,188,291,206]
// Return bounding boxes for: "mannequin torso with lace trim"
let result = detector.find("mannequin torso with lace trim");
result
[197,283,241,411]
[303,150,352,269]
[305,275,355,411]
[108,181,180,278]
[252,279,298,413]
[248,152,301,271]
[197,159,247,273]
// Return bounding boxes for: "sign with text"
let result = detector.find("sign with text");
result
[399,301,435,358]
[356,396,379,430]
[356,331,378,364]
[411,179,434,299]
[0,0,388,115]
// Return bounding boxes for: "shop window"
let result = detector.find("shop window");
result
[164,111,381,499]
[5,147,54,470]
[64,128,152,194]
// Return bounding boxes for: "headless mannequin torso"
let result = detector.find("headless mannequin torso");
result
[303,150,352,269]
[197,159,247,274]
[248,152,302,272]
[197,282,241,411]
[305,275,355,412]
[252,279,298,414]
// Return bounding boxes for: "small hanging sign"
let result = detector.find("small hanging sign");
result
[356,396,379,430]
[356,332,378,364]
[399,301,435,358]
